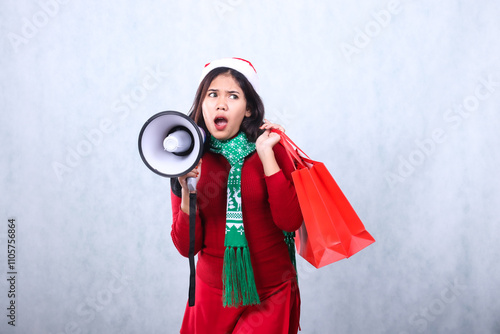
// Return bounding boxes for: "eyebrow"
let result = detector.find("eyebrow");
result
[208,88,241,94]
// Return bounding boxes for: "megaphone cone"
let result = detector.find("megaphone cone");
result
[138,111,205,179]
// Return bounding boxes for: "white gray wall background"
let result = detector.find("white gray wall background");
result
[1,0,499,333]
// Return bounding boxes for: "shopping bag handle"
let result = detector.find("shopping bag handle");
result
[271,129,312,169]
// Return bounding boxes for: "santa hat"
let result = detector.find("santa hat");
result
[199,57,260,93]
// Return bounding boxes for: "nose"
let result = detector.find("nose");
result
[216,96,227,111]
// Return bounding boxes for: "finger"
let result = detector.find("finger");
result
[261,123,274,130]
[266,123,285,133]
[273,124,285,132]
[260,119,268,129]
[183,167,200,179]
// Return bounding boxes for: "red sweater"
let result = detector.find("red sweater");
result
[170,143,303,290]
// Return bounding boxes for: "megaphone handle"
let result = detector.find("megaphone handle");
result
[188,192,196,306]
[187,177,197,192]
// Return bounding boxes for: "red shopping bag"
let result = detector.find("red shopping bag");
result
[276,130,375,268]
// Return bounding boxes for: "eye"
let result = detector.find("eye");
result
[208,92,217,98]
[229,94,239,99]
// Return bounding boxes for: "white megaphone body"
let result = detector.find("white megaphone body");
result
[138,111,205,191]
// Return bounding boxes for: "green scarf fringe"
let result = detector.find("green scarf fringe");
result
[222,246,260,307]
[284,231,297,274]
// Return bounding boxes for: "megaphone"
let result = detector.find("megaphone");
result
[138,110,205,307]
[138,110,205,191]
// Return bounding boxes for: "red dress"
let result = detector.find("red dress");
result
[171,143,303,334]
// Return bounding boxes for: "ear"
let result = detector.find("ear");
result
[245,108,252,117]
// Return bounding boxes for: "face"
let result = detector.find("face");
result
[202,73,251,140]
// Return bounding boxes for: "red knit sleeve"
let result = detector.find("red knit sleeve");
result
[170,190,204,257]
[264,143,303,232]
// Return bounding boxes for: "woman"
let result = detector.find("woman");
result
[170,57,303,334]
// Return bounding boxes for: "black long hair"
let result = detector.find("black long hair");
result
[188,67,265,144]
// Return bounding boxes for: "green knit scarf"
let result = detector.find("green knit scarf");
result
[209,132,260,307]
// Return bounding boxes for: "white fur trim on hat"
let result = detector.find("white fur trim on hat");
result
[199,57,260,93]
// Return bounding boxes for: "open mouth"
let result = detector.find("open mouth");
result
[214,116,228,131]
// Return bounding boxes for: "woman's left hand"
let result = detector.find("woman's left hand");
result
[256,119,284,154]
[260,119,285,133]
[256,120,284,176]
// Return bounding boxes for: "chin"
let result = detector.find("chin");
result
[213,134,231,141]
[211,129,238,141]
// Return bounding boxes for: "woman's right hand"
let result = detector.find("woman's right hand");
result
[178,159,202,193]
[178,159,202,214]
